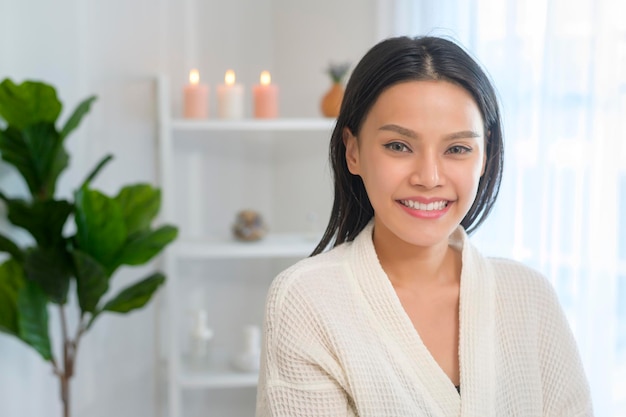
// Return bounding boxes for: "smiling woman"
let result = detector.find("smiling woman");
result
[255,36,594,417]
[343,80,486,252]
[381,1,626,413]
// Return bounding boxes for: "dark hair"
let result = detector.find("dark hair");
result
[311,35,504,256]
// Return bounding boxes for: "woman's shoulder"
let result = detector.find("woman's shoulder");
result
[266,242,352,310]
[278,241,348,279]
[488,256,544,279]
[486,256,561,305]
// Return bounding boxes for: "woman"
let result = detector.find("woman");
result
[256,36,593,417]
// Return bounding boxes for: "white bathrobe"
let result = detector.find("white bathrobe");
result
[256,223,593,417]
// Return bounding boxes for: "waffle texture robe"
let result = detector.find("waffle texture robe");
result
[256,223,593,417]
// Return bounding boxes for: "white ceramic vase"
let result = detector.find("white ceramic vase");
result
[231,325,261,372]
[188,309,214,370]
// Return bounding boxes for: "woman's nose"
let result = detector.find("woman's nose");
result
[410,152,441,188]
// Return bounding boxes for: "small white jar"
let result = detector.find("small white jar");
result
[231,325,261,372]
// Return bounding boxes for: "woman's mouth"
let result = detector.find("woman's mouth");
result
[398,200,449,211]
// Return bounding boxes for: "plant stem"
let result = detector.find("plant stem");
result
[59,305,72,417]
[61,374,70,417]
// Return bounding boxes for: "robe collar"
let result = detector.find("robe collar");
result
[348,221,496,416]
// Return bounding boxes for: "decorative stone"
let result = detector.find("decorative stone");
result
[232,210,268,241]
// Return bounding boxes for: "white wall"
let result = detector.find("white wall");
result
[270,0,377,234]
[0,0,377,416]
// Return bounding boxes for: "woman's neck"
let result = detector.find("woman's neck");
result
[372,224,461,288]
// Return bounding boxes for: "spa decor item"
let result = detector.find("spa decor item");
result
[217,70,244,119]
[232,210,267,241]
[0,78,178,417]
[188,309,214,371]
[183,68,209,119]
[231,325,261,372]
[253,71,278,118]
[320,62,350,118]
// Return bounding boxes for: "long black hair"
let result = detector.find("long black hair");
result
[311,36,504,256]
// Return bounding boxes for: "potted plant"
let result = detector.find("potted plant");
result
[0,78,178,417]
[320,61,350,118]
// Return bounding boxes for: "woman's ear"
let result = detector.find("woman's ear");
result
[343,128,360,175]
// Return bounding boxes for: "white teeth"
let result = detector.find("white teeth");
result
[400,200,448,211]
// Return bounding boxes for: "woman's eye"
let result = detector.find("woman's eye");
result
[384,142,410,152]
[447,145,471,155]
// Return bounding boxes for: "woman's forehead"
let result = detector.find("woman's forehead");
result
[362,80,485,133]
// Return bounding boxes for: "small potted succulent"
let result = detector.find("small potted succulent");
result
[320,62,350,118]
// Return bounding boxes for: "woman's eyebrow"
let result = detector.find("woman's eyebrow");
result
[378,124,417,138]
[379,124,481,140]
[444,130,482,140]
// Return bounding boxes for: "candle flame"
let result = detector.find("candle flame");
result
[260,71,271,86]
[225,70,236,86]
[189,69,200,85]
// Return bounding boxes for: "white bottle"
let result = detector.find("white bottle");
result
[231,325,261,372]
[188,309,213,371]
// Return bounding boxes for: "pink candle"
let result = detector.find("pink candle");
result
[183,69,209,119]
[253,71,278,118]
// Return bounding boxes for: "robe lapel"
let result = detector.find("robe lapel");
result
[456,230,497,416]
[349,223,462,417]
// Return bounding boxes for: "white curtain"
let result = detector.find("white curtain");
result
[381,1,626,416]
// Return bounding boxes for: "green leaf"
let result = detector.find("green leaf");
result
[102,273,165,314]
[0,123,68,199]
[0,232,24,262]
[115,184,161,236]
[72,250,108,314]
[17,280,52,361]
[23,246,73,304]
[59,96,97,140]
[0,126,45,197]
[74,187,126,273]
[117,225,178,267]
[24,123,68,200]
[0,259,26,336]
[0,79,61,129]
[80,154,113,189]
[1,197,72,247]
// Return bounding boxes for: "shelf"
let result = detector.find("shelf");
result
[169,117,336,132]
[179,369,258,389]
[157,76,331,416]
[172,233,321,259]
[178,352,260,390]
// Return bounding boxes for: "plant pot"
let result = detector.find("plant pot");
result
[320,82,344,118]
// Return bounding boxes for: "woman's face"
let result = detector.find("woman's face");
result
[344,80,486,250]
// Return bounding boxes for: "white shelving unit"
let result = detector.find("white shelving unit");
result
[172,234,322,259]
[170,118,334,132]
[156,75,334,417]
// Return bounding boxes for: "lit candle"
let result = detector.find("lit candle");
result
[183,69,209,119]
[216,70,244,119]
[253,71,278,119]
